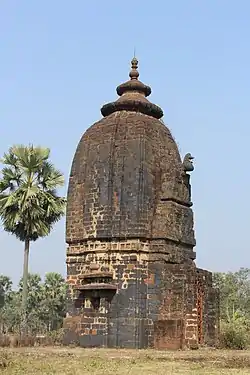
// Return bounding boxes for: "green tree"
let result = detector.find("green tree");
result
[0,290,21,334]
[0,276,13,332]
[213,268,250,349]
[40,272,67,331]
[0,276,12,309]
[18,273,43,327]
[0,145,66,334]
[213,268,250,322]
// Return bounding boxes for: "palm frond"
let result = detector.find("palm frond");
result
[10,145,50,172]
[0,148,18,167]
[0,144,66,243]
[0,167,23,192]
[38,161,64,190]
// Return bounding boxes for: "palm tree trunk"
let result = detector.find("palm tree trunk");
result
[21,238,30,336]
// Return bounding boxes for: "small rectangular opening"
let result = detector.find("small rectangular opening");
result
[91,297,100,310]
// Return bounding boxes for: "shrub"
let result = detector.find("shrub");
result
[219,320,250,350]
[35,329,64,346]
[46,328,64,346]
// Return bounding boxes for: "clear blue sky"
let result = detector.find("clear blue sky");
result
[1,1,249,286]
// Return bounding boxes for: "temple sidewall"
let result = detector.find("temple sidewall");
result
[63,240,218,349]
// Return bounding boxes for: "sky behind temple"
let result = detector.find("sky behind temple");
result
[0,0,249,286]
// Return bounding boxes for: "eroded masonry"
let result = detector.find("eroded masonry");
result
[64,58,219,349]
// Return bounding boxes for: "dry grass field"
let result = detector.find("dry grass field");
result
[1,347,250,374]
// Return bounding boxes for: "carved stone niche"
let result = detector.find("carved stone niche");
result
[74,270,117,310]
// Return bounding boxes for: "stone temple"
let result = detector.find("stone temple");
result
[64,58,219,349]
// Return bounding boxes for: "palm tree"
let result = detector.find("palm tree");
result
[0,145,66,334]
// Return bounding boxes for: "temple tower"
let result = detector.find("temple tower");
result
[64,58,219,349]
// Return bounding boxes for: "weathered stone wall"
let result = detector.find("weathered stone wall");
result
[64,240,150,348]
[64,240,218,349]
[196,268,220,346]
[66,111,194,251]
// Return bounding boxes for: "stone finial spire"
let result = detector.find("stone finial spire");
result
[100,57,164,119]
[129,57,139,80]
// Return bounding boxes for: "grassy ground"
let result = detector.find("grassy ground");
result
[1,347,250,374]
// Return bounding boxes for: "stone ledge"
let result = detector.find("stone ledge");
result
[74,283,118,291]
[78,272,113,279]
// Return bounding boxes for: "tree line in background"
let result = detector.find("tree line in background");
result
[0,273,67,336]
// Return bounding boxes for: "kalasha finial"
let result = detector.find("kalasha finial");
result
[101,57,164,119]
[129,57,139,80]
